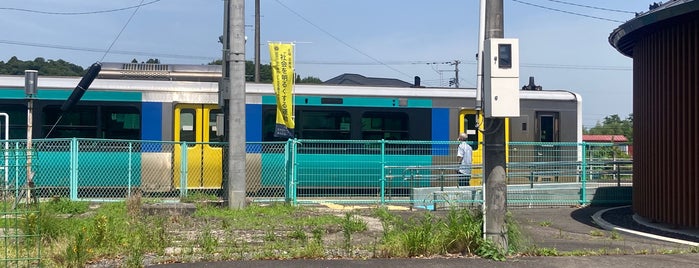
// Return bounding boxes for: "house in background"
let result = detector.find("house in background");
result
[582,134,631,156]
[324,73,413,87]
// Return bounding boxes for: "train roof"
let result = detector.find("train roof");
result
[0,75,579,102]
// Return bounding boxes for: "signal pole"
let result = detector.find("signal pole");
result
[483,0,508,250]
[222,0,247,209]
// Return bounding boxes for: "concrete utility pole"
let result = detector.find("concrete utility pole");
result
[483,0,508,251]
[222,0,247,209]
[254,0,261,83]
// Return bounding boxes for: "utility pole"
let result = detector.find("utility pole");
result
[254,0,260,83]
[451,60,460,88]
[222,0,247,209]
[483,0,508,251]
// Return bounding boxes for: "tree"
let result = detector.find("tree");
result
[585,114,633,143]
[0,57,84,76]
[295,74,322,84]
[210,60,321,84]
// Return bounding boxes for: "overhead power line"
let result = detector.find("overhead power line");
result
[0,0,161,15]
[0,39,216,61]
[510,0,625,23]
[0,39,631,71]
[542,0,636,14]
[272,0,412,79]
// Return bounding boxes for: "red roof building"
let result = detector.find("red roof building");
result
[582,134,628,143]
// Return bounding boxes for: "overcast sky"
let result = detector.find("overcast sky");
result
[0,0,652,128]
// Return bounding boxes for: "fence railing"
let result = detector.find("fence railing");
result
[0,139,632,207]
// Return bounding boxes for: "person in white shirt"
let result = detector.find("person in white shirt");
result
[457,133,473,186]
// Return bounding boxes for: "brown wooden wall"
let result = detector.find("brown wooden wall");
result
[632,14,699,228]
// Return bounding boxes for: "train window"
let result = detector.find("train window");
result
[42,106,98,138]
[262,109,290,141]
[1,104,27,139]
[179,108,196,143]
[298,110,351,140]
[361,112,409,140]
[209,109,225,143]
[462,113,479,149]
[102,107,140,140]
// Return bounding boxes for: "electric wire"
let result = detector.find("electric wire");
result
[0,0,160,15]
[273,0,413,79]
[510,0,625,23]
[0,39,216,60]
[541,0,636,14]
[100,0,147,62]
[44,0,148,138]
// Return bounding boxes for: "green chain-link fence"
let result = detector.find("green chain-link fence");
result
[0,139,631,206]
[1,144,41,267]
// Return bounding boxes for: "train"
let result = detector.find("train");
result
[0,62,582,196]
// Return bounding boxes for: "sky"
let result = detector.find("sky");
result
[0,0,652,129]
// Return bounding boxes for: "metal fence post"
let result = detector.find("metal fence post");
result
[380,139,386,205]
[128,141,133,198]
[291,139,299,205]
[70,138,78,201]
[580,142,588,205]
[180,141,188,198]
[284,139,292,203]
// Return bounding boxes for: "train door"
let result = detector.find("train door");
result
[536,112,560,162]
[174,104,223,189]
[459,110,483,184]
[537,112,559,142]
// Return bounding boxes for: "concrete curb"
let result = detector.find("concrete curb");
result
[591,205,699,247]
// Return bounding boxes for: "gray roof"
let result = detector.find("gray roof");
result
[609,0,699,57]
[323,73,413,87]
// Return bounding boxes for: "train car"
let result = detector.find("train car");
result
[0,63,581,196]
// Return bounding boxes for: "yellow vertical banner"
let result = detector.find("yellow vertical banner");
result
[269,42,295,138]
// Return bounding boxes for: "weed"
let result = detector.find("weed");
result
[443,208,481,255]
[589,230,606,237]
[92,215,109,247]
[506,211,523,254]
[523,245,559,256]
[43,197,90,215]
[288,227,307,241]
[65,227,92,268]
[609,230,622,240]
[402,213,443,257]
[342,212,367,253]
[198,227,219,254]
[264,230,277,242]
[476,239,506,261]
[538,220,552,227]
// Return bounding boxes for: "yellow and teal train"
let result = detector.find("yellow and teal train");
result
[0,62,582,196]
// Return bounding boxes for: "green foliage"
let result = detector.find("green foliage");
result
[342,212,367,252]
[198,227,219,254]
[506,211,523,254]
[443,209,482,255]
[405,213,446,256]
[475,239,506,261]
[43,197,90,214]
[296,74,323,84]
[65,228,92,268]
[0,56,85,76]
[585,114,633,143]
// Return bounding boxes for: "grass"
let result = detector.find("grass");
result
[3,198,696,266]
